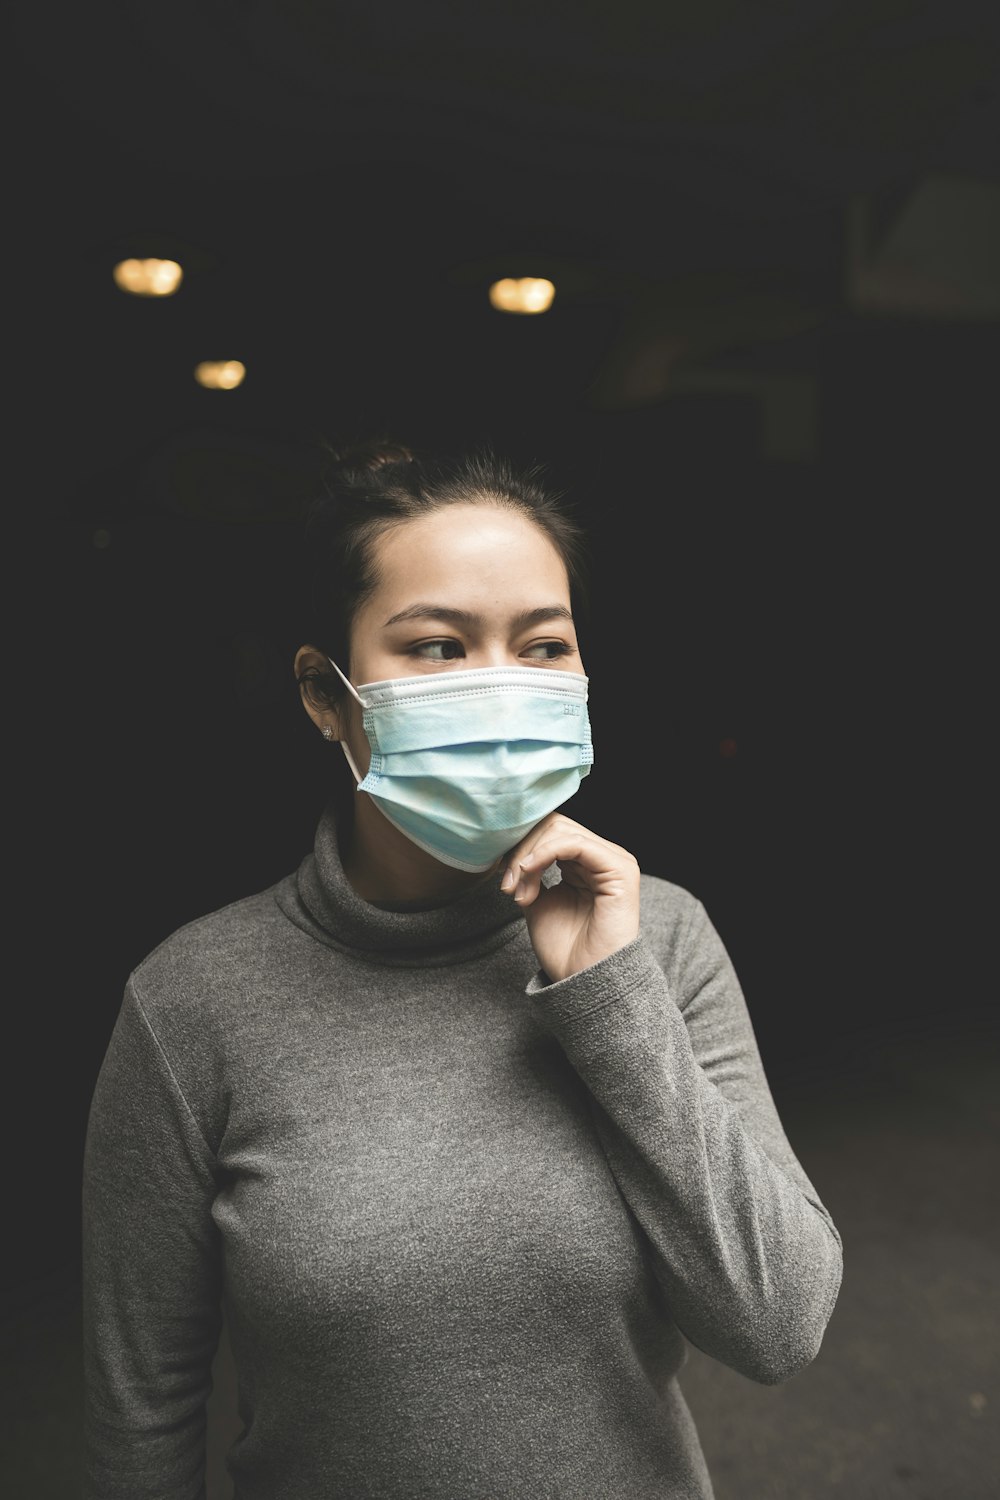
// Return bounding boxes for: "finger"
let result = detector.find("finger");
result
[509,837,605,906]
[519,831,625,881]
[501,812,570,867]
[499,813,572,892]
[505,849,570,905]
[500,816,630,899]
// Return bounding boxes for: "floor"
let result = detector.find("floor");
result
[6,1018,998,1499]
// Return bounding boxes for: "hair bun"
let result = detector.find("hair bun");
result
[327,437,417,474]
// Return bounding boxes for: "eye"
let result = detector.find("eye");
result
[522,641,573,661]
[409,639,466,660]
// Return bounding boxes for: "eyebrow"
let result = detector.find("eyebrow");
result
[382,603,575,630]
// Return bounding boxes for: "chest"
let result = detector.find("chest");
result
[210,957,651,1352]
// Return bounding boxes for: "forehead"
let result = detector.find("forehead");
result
[368,504,571,602]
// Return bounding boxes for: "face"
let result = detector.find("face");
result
[297,502,585,777]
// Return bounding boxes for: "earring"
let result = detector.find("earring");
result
[321,726,334,741]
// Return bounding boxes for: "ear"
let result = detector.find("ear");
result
[294,644,344,740]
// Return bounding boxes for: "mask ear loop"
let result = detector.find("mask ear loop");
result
[326,657,368,786]
[326,656,366,706]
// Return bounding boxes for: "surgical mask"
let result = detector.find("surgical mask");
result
[327,657,594,872]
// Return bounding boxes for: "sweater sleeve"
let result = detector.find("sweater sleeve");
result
[525,899,844,1386]
[81,974,224,1499]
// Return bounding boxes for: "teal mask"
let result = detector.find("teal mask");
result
[327,658,594,872]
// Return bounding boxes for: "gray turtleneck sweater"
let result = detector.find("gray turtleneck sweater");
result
[82,798,843,1499]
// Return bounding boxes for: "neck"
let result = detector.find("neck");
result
[341,792,502,905]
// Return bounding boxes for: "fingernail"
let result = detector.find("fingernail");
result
[500,867,514,891]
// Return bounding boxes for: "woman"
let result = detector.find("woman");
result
[82,439,844,1499]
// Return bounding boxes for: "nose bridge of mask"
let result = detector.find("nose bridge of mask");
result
[365,681,590,756]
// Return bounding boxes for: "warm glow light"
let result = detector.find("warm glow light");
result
[194,360,246,390]
[112,258,183,296]
[488,277,556,314]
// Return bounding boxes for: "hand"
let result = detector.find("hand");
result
[500,812,641,983]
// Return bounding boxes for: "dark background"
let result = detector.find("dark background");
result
[9,0,998,1294]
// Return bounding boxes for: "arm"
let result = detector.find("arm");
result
[524,899,844,1386]
[81,975,224,1499]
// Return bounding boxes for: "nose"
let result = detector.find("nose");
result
[465,644,522,670]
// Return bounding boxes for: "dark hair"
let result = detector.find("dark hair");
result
[297,435,591,711]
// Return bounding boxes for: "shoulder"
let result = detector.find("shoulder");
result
[128,882,288,1029]
[110,887,287,1156]
[637,870,733,1002]
[638,870,703,948]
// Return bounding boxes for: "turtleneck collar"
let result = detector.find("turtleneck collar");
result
[273,796,526,967]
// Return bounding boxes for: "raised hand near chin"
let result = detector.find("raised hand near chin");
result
[500,812,641,983]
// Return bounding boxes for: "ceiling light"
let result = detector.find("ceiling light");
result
[488,277,556,314]
[194,360,246,390]
[112,258,183,297]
